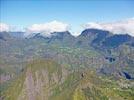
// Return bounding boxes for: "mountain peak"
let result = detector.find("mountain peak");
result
[29,31,72,38]
[80,28,111,36]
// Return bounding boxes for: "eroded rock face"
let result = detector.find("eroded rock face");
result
[17,68,45,100]
[16,60,70,100]
[25,68,36,100]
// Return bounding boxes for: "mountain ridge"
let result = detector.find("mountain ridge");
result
[0,28,134,100]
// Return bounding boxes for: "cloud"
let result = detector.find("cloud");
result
[83,18,134,36]
[25,21,70,37]
[0,23,10,32]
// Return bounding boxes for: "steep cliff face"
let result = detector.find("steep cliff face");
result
[1,59,69,100]
[1,59,134,100]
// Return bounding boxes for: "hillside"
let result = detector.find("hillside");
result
[1,59,134,100]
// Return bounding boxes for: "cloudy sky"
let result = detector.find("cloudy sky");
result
[0,0,134,36]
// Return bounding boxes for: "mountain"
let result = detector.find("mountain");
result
[75,29,111,48]
[0,29,134,100]
[0,32,24,40]
[29,31,75,47]
[1,59,134,100]
[9,32,25,38]
[76,29,134,50]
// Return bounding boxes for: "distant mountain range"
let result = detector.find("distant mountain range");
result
[1,28,133,48]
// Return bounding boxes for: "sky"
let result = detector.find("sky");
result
[0,0,134,36]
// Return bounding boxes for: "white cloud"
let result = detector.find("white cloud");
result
[83,18,134,36]
[25,20,70,37]
[0,23,10,32]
